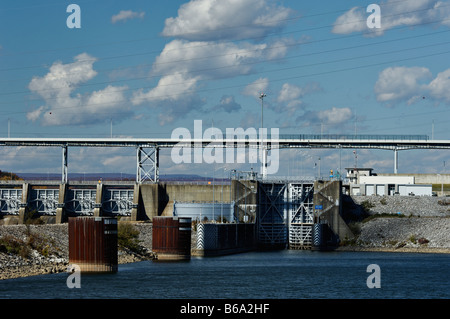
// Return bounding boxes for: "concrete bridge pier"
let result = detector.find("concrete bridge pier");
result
[17,183,30,224]
[130,183,140,221]
[93,183,103,217]
[55,183,68,223]
[313,180,354,248]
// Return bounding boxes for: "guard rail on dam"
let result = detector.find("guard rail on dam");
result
[0,179,353,251]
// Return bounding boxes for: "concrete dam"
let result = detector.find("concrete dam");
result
[0,177,354,253]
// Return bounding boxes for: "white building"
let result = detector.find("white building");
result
[346,168,432,196]
[345,168,374,184]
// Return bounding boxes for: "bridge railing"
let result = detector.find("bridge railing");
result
[275,134,429,141]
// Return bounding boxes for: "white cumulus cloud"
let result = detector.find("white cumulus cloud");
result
[332,0,450,36]
[214,95,242,113]
[131,37,290,125]
[242,77,269,97]
[111,10,145,24]
[130,0,299,126]
[427,69,450,102]
[275,82,322,116]
[317,107,353,125]
[374,65,450,105]
[374,66,432,103]
[27,53,130,126]
[162,0,294,41]
[301,107,354,130]
[26,106,45,122]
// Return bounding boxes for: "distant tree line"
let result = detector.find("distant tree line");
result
[0,169,22,181]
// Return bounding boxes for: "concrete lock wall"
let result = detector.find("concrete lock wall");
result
[194,222,256,256]
[313,180,354,243]
[136,183,233,221]
[136,181,256,222]
[173,202,234,223]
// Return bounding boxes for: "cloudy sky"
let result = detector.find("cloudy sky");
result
[0,0,449,178]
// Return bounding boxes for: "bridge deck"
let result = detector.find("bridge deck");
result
[1,135,449,150]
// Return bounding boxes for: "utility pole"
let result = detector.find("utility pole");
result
[259,93,267,179]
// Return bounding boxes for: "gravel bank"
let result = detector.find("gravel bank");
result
[340,216,450,253]
[341,195,450,253]
[351,195,450,217]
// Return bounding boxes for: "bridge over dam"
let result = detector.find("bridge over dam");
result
[0,176,353,251]
[2,133,447,252]
[1,134,450,183]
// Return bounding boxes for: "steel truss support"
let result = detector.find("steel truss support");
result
[136,145,159,184]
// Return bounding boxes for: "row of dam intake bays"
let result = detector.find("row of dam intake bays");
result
[1,178,354,259]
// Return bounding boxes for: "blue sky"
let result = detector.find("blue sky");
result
[1,0,450,178]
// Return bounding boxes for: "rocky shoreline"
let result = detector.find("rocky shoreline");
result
[0,223,155,281]
[1,195,449,281]
[346,195,450,251]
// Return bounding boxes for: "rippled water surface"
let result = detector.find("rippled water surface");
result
[1,250,449,299]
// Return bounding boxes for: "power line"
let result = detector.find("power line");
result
[0,46,448,120]
[0,0,414,58]
[0,1,449,128]
[2,4,450,73]
[1,40,449,111]
[3,25,449,90]
[1,26,450,105]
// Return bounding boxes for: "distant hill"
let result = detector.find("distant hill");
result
[0,170,22,181]
[14,172,216,182]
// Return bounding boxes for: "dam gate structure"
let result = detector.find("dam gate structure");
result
[0,181,137,223]
[0,178,351,251]
[257,181,315,249]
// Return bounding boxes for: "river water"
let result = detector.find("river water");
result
[1,250,449,300]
